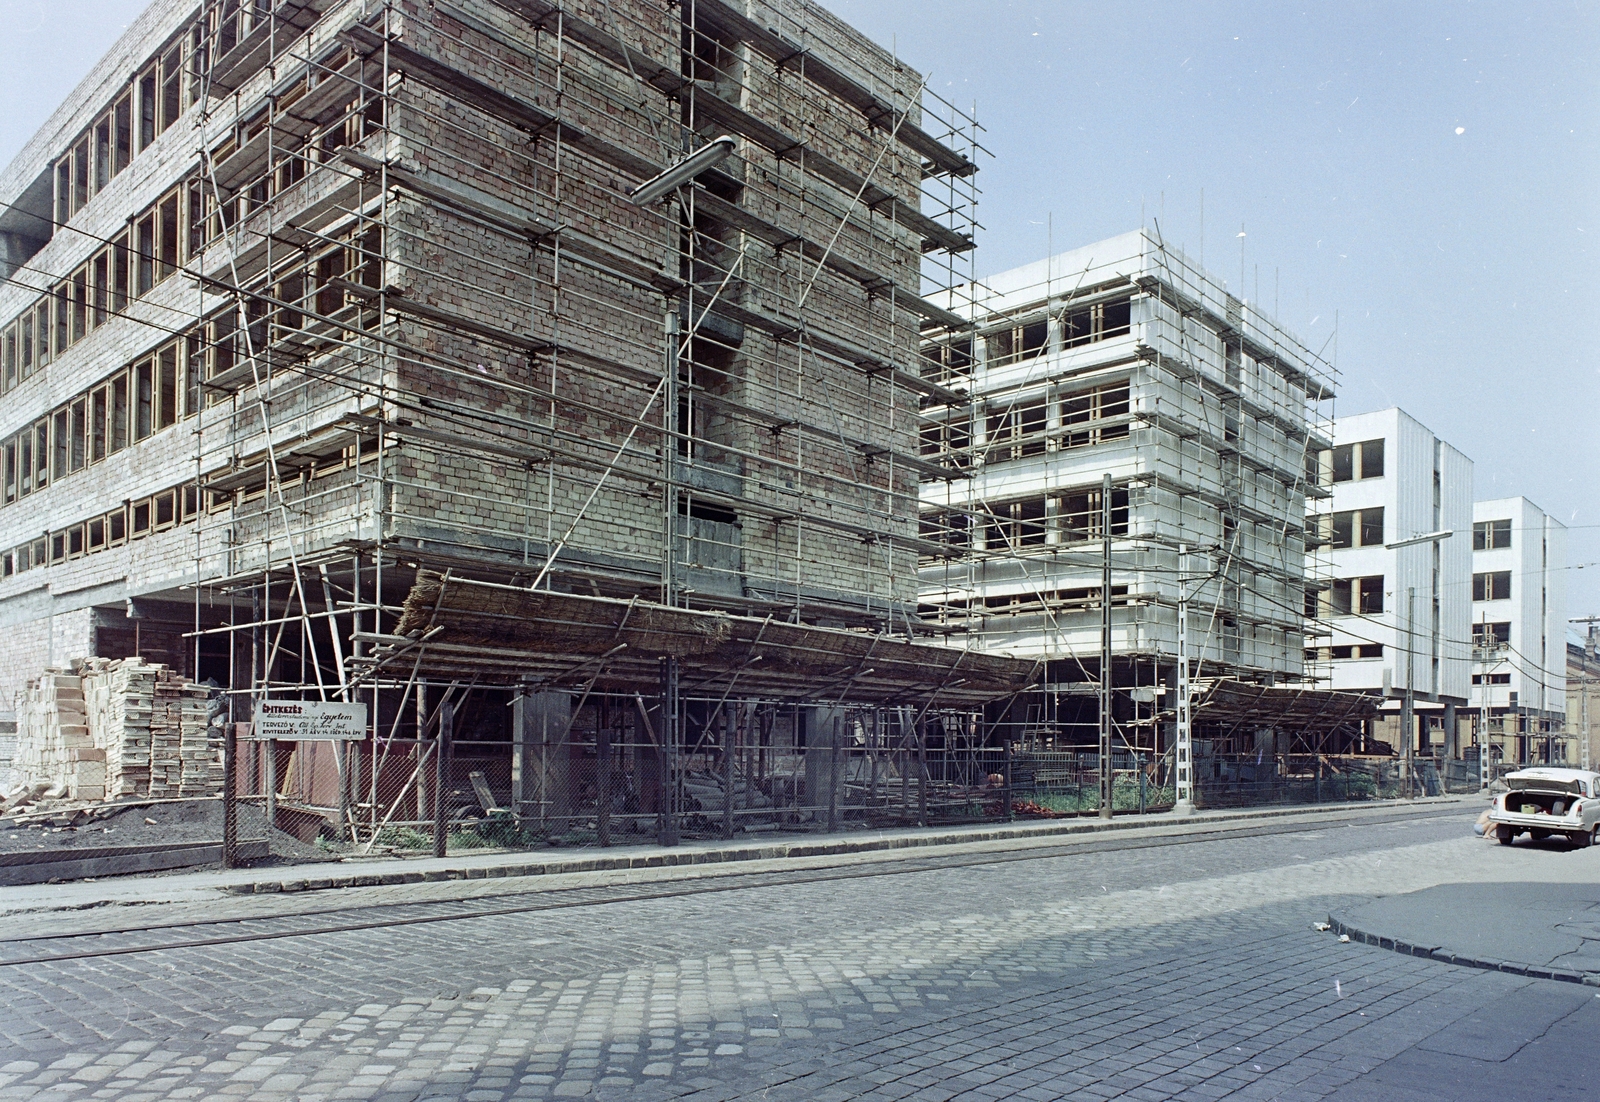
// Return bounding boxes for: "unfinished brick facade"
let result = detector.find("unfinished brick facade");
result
[0,0,980,761]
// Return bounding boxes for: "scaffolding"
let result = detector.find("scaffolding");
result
[914,228,1341,787]
[0,0,1372,829]
[130,0,1024,845]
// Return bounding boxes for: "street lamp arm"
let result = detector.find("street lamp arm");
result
[1384,529,1453,550]
[626,136,738,205]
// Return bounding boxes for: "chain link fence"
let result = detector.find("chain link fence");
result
[230,691,1521,857]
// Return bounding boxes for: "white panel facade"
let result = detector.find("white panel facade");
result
[1310,408,1473,708]
[1471,497,1566,737]
[917,230,1333,681]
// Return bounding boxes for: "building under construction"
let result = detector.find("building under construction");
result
[0,0,1040,841]
[917,232,1365,776]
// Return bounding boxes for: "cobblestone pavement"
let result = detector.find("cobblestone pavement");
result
[1,805,1594,1101]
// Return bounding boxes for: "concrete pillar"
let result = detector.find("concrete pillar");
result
[1254,727,1275,759]
[1443,702,1458,759]
[0,233,29,284]
[805,706,846,817]
[513,690,572,826]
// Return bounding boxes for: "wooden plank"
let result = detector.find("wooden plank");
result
[0,841,270,886]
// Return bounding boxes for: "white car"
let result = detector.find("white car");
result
[1488,767,1600,847]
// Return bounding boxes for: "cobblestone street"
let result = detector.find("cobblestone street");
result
[1,803,1595,1101]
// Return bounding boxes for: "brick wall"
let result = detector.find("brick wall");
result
[0,0,951,701]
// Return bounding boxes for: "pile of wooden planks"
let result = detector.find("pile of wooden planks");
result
[15,659,221,801]
[14,671,106,800]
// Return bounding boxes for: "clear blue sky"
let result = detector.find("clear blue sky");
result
[825,0,1599,629]
[3,0,1597,626]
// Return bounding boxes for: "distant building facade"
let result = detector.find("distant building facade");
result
[1568,629,1598,772]
[917,230,1331,679]
[915,229,1337,756]
[1471,497,1567,763]
[1307,408,1474,755]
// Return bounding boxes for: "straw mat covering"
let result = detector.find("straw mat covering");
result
[385,572,1036,705]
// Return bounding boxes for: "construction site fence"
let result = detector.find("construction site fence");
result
[236,739,1169,851]
[1191,752,1517,807]
[234,740,1515,857]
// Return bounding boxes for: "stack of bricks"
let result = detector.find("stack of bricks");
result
[13,670,107,800]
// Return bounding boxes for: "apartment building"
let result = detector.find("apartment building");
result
[1307,408,1474,756]
[1569,627,1597,771]
[917,230,1337,753]
[1471,497,1567,762]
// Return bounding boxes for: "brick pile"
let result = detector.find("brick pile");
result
[12,659,219,800]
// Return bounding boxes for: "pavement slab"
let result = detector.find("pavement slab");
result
[1329,880,1600,982]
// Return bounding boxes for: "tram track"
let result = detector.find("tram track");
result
[0,804,1468,967]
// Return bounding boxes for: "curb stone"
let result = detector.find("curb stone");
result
[1326,914,1600,987]
[216,795,1471,896]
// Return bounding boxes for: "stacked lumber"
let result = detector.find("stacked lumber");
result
[171,669,215,797]
[13,670,106,800]
[79,657,155,796]
[146,665,182,798]
[12,659,223,801]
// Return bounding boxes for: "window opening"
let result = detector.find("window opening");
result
[1473,571,1511,602]
[135,360,153,441]
[1472,519,1511,550]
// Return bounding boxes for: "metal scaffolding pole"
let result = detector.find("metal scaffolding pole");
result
[1099,472,1113,819]
[1174,544,1194,814]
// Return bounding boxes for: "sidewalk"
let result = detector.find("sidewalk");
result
[1329,877,1600,986]
[0,794,1476,916]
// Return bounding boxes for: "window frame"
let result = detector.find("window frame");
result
[1473,519,1512,551]
[1473,570,1512,602]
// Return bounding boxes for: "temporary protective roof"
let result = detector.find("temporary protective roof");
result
[372,572,1039,707]
[1192,679,1381,744]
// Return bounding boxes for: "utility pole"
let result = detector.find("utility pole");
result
[1477,612,1492,793]
[1384,531,1452,798]
[1403,586,1415,798]
[1174,544,1193,814]
[1582,670,1590,774]
[1099,473,1113,820]
[1571,619,1600,772]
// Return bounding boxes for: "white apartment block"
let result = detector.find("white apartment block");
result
[1471,497,1567,762]
[918,230,1333,733]
[1308,409,1473,755]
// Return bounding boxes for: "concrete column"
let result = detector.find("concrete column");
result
[0,233,30,284]
[805,706,846,818]
[1443,702,1458,759]
[513,691,572,826]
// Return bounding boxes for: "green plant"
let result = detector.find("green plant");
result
[1029,790,1089,813]
[1340,770,1377,800]
[374,826,433,850]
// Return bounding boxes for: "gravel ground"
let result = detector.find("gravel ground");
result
[0,798,337,864]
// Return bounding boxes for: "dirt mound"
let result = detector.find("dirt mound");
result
[0,797,338,866]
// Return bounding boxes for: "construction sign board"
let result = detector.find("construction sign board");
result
[247,701,369,741]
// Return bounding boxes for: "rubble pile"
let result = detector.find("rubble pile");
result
[12,659,221,801]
